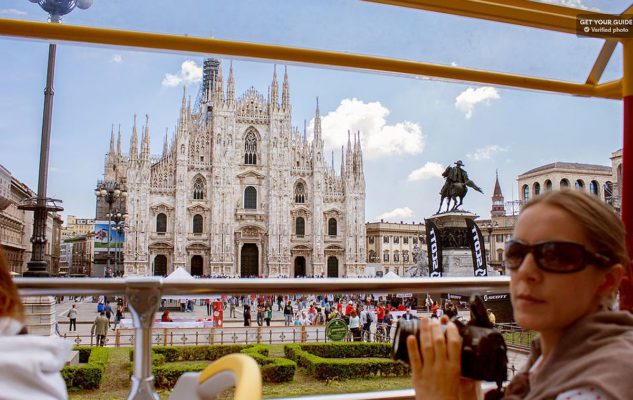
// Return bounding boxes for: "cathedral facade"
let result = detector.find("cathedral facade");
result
[101,62,366,278]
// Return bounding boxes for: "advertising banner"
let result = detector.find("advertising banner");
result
[94,220,125,253]
[425,219,443,277]
[466,219,487,276]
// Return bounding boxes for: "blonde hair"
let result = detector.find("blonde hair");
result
[0,248,24,322]
[522,190,629,309]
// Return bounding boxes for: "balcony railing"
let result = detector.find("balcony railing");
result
[16,276,509,400]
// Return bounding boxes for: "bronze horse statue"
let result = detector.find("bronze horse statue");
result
[437,180,484,213]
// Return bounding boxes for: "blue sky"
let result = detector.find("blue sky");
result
[0,0,628,223]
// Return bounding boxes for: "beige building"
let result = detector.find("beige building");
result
[517,150,622,211]
[63,234,94,276]
[0,165,62,274]
[62,215,95,239]
[365,221,425,276]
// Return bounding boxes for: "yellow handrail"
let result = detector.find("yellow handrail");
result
[0,18,621,99]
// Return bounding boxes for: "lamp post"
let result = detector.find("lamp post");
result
[95,182,126,277]
[20,0,93,277]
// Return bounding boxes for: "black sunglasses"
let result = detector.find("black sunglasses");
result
[504,239,612,273]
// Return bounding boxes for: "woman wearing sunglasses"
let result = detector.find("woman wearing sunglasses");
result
[406,190,633,399]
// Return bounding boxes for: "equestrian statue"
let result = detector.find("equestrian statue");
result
[437,160,483,213]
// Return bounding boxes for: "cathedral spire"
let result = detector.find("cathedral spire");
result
[141,114,150,161]
[130,114,138,161]
[163,128,169,157]
[270,65,279,109]
[117,124,122,157]
[227,61,235,105]
[356,130,364,178]
[180,86,187,124]
[346,130,353,172]
[314,97,322,142]
[282,65,290,111]
[340,145,345,177]
[109,124,115,155]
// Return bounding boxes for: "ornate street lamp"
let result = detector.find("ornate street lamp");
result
[95,182,126,277]
[20,0,94,277]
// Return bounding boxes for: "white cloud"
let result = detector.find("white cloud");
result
[538,0,598,11]
[0,8,27,16]
[162,60,202,87]
[308,98,425,159]
[110,54,123,64]
[454,86,500,119]
[467,145,509,161]
[377,207,414,222]
[450,61,458,67]
[407,162,445,181]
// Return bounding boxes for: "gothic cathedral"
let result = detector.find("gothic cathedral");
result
[100,61,366,278]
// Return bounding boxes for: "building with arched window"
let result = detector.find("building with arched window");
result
[517,151,622,214]
[100,60,366,277]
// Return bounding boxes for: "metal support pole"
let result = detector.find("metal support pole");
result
[126,279,161,400]
[107,201,112,277]
[621,39,633,312]
[24,41,57,277]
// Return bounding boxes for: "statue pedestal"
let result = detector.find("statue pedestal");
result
[427,211,482,277]
[21,295,57,336]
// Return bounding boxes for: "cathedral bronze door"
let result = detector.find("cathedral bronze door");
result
[240,244,259,278]
[327,256,339,277]
[154,255,167,276]
[294,256,306,277]
[191,255,203,276]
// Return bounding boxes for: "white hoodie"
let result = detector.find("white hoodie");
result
[0,318,72,400]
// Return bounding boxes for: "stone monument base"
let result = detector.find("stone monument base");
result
[21,295,57,336]
[427,211,483,277]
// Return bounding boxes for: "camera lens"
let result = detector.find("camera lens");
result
[391,319,419,364]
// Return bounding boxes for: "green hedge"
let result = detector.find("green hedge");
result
[241,345,296,383]
[62,347,109,390]
[152,344,296,388]
[285,343,409,381]
[132,344,253,362]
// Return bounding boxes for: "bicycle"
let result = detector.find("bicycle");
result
[374,323,392,343]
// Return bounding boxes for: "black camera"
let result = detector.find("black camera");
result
[391,295,508,385]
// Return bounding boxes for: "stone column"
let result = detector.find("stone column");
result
[21,295,57,336]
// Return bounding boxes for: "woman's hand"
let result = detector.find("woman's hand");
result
[406,317,479,400]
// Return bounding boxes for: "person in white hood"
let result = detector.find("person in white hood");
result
[0,250,72,400]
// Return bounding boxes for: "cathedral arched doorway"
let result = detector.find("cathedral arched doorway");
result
[240,244,259,278]
[294,256,306,277]
[191,255,203,276]
[327,256,339,277]
[154,255,167,276]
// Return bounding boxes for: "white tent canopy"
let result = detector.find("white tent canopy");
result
[162,267,217,300]
[382,271,401,279]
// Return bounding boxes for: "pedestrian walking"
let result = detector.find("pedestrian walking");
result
[67,304,78,332]
[243,305,252,327]
[265,304,272,326]
[112,305,124,330]
[91,312,110,346]
[229,298,236,318]
[104,302,113,321]
[283,302,293,326]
